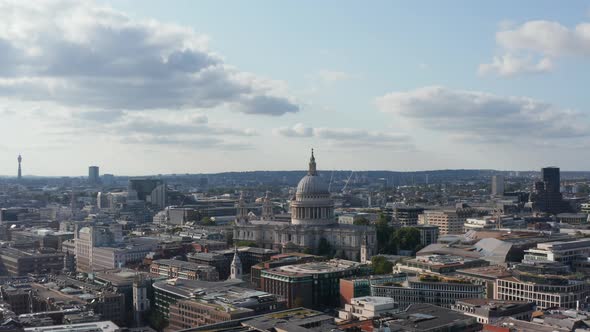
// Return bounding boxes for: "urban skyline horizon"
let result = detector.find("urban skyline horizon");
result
[3,156,586,178]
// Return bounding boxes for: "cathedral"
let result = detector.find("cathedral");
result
[233,150,376,262]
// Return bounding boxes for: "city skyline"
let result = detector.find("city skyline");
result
[1,0,590,175]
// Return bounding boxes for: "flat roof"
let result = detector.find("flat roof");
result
[384,303,474,330]
[351,296,396,305]
[153,278,243,298]
[24,320,119,332]
[456,265,512,279]
[273,259,362,275]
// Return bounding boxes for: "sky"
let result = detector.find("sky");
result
[0,0,589,176]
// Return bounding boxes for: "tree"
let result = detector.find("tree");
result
[201,217,216,225]
[317,237,332,256]
[353,217,370,226]
[371,256,394,274]
[234,240,258,247]
[390,227,422,254]
[375,213,395,254]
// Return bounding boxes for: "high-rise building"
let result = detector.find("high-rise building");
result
[17,154,22,180]
[128,178,167,209]
[530,167,570,214]
[542,167,560,193]
[491,175,505,196]
[88,165,100,184]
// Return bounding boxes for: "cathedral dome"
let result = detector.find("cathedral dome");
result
[291,150,335,226]
[296,174,329,196]
[295,149,329,197]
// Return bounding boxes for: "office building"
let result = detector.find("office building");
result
[339,274,408,305]
[152,279,243,319]
[150,259,219,281]
[371,275,485,309]
[167,287,286,330]
[188,247,278,280]
[260,259,371,309]
[0,248,64,276]
[452,299,535,324]
[414,224,439,246]
[495,261,590,309]
[419,210,465,235]
[372,303,480,332]
[523,238,590,269]
[396,255,489,276]
[337,296,399,322]
[88,166,100,184]
[492,175,505,196]
[128,178,167,209]
[74,224,158,272]
[530,167,570,214]
[23,321,119,332]
[29,280,126,326]
[251,253,319,290]
[179,308,337,332]
[393,205,424,227]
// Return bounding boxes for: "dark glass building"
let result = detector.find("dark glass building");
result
[530,167,570,214]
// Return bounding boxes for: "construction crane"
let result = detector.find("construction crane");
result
[342,171,354,194]
[328,170,334,193]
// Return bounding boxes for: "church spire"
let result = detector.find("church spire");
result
[230,246,242,280]
[308,148,317,175]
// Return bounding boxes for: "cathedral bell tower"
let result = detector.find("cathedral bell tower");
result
[236,191,249,224]
[360,234,371,264]
[261,191,274,221]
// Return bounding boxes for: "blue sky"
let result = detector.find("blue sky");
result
[0,0,589,175]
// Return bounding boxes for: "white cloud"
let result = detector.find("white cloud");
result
[496,20,590,57]
[480,20,590,76]
[375,86,589,142]
[273,123,314,137]
[0,0,299,116]
[274,124,413,149]
[478,54,552,77]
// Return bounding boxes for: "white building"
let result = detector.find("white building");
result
[523,238,590,265]
[337,296,398,322]
[233,151,376,261]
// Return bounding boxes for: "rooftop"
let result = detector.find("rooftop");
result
[271,259,362,276]
[23,320,119,332]
[153,278,243,298]
[350,296,396,306]
[379,303,476,331]
[456,265,512,279]
[153,259,216,271]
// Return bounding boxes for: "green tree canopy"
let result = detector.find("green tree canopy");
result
[353,217,370,226]
[234,240,258,247]
[201,216,216,225]
[371,256,394,274]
